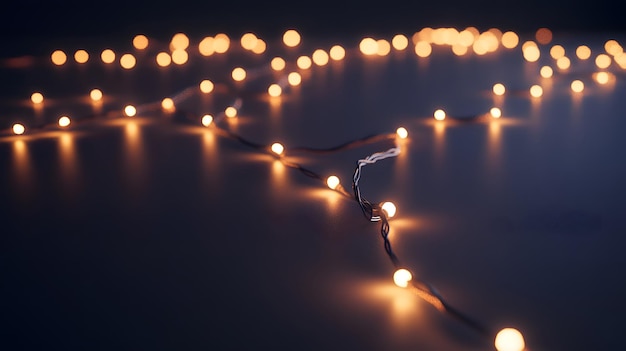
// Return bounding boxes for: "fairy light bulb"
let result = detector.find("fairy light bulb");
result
[329,45,346,60]
[288,72,302,86]
[434,109,446,121]
[296,56,312,69]
[161,98,175,110]
[90,88,103,101]
[571,80,584,93]
[232,67,246,81]
[360,37,378,55]
[31,92,43,104]
[540,66,553,78]
[101,49,115,64]
[201,114,213,127]
[268,84,282,97]
[393,269,412,288]
[120,53,136,69]
[595,71,610,84]
[490,107,502,118]
[493,83,506,96]
[225,106,237,118]
[283,29,301,47]
[271,57,286,71]
[396,127,408,139]
[495,328,525,351]
[326,175,340,190]
[271,142,284,155]
[156,52,171,67]
[58,116,71,127]
[51,50,67,65]
[74,49,89,63]
[200,80,214,94]
[530,85,543,98]
[381,201,397,218]
[132,34,149,50]
[392,34,409,50]
[12,123,25,135]
[124,105,137,117]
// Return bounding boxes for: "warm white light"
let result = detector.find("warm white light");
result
[271,142,284,155]
[101,49,115,64]
[30,92,43,104]
[12,123,25,135]
[312,49,329,66]
[530,85,543,98]
[213,33,230,53]
[124,105,137,117]
[271,57,286,71]
[74,49,89,64]
[360,37,378,55]
[51,50,67,65]
[571,80,584,93]
[604,39,623,56]
[120,53,136,69]
[549,45,565,59]
[329,45,346,60]
[200,80,214,94]
[225,106,237,118]
[536,27,552,45]
[376,39,391,56]
[540,66,553,78]
[595,54,612,69]
[287,72,302,86]
[58,116,71,127]
[232,67,246,81]
[522,43,540,62]
[268,84,282,97]
[170,33,190,50]
[576,45,591,60]
[493,83,506,96]
[392,34,409,50]
[434,109,446,121]
[251,39,266,54]
[133,34,149,50]
[396,127,408,139]
[171,49,188,65]
[283,29,301,47]
[393,269,412,288]
[161,97,175,110]
[326,175,340,190]
[495,328,525,351]
[90,88,103,101]
[296,56,312,69]
[381,201,397,218]
[595,71,610,84]
[240,32,258,50]
[501,31,519,49]
[556,56,571,70]
[415,41,432,57]
[156,52,171,67]
[201,114,213,127]
[490,107,502,118]
[198,36,215,56]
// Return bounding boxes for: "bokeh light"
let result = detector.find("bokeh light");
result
[101,49,116,64]
[51,50,67,65]
[133,34,149,50]
[74,49,89,64]
[120,53,136,69]
[200,80,214,94]
[283,29,301,47]
[30,92,44,104]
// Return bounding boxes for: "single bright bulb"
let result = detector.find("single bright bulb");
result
[124,105,137,117]
[396,127,408,139]
[530,85,543,98]
[493,83,506,96]
[271,142,284,155]
[90,88,103,101]
[12,123,25,135]
[381,201,397,218]
[393,269,412,288]
[58,116,71,127]
[225,106,237,118]
[571,80,584,93]
[283,29,301,47]
[326,175,340,190]
[268,84,282,97]
[161,97,175,110]
[490,107,502,118]
[232,67,246,81]
[434,109,446,121]
[494,328,525,351]
[31,92,44,104]
[200,80,214,94]
[201,114,213,127]
[540,66,553,78]
[288,72,302,86]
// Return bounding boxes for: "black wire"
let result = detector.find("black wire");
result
[290,133,395,154]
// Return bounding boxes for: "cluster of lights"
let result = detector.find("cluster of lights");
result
[5,26,626,351]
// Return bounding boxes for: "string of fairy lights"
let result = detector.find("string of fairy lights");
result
[2,26,625,351]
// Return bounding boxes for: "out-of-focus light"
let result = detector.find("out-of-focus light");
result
[74,49,89,63]
[576,45,591,60]
[271,57,286,71]
[570,80,584,93]
[415,41,432,57]
[615,52,626,69]
[156,52,172,67]
[51,50,67,65]
[595,71,610,84]
[268,84,282,97]
[232,67,246,81]
[549,45,565,59]
[251,39,266,54]
[530,85,543,98]
[124,105,137,117]
[381,201,397,218]
[434,109,446,121]
[201,114,213,127]
[479,31,499,52]
[12,123,25,135]
[556,56,571,70]
[393,269,412,288]
[329,45,346,60]
[271,142,284,155]
[283,29,301,47]
[225,106,237,118]
[161,97,175,110]
[595,54,611,69]
[170,33,189,50]
[523,42,540,62]
[58,116,71,127]
[200,80,214,93]
[376,39,391,56]
[494,328,525,351]
[133,34,149,50]
[360,37,378,55]
[213,33,230,53]
[458,29,475,47]
[490,107,502,118]
[604,39,623,56]
[392,34,409,50]
[199,36,215,56]
[101,49,116,64]
[452,44,468,56]
[535,27,552,45]
[296,55,312,69]
[90,88,103,101]
[501,31,519,49]
[240,32,258,50]
[31,92,44,104]
[396,127,408,139]
[171,49,188,65]
[288,72,302,86]
[540,66,553,78]
[312,49,329,66]
[493,83,506,96]
[326,175,340,190]
[120,53,136,69]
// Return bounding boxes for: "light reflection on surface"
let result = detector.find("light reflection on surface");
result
[124,120,145,198]
[58,133,81,201]
[487,120,502,171]
[12,139,33,204]
[357,280,424,329]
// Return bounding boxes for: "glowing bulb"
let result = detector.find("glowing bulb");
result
[161,97,175,110]
[376,39,391,56]
[494,328,525,351]
[570,80,584,93]
[200,80,214,93]
[576,45,591,60]
[171,49,188,65]
[170,32,189,50]
[271,57,286,71]
[101,49,115,64]
[414,41,432,57]
[595,54,611,69]
[434,109,446,121]
[120,53,136,69]
[540,66,553,78]
[530,85,543,98]
[271,142,284,155]
[312,49,329,66]
[156,52,171,67]
[359,37,378,55]
[199,36,215,56]
[268,84,282,97]
[392,34,409,50]
[288,72,302,86]
[232,67,246,81]
[595,71,610,84]
[393,269,412,288]
[604,39,623,56]
[522,44,540,62]
[296,56,312,69]
[251,39,266,54]
[201,114,213,127]
[501,31,519,49]
[58,116,71,127]
[549,44,565,59]
[535,27,552,45]
[213,33,230,53]
[556,56,571,70]
[12,123,25,135]
[490,107,502,118]
[225,106,237,118]
[133,34,149,50]
[74,49,89,63]
[326,175,340,190]
[329,45,346,60]
[51,50,67,65]
[381,201,397,218]
[283,29,301,47]
[240,32,258,50]
[493,83,506,96]
[396,127,408,139]
[30,92,43,104]
[90,89,102,101]
[124,105,137,117]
